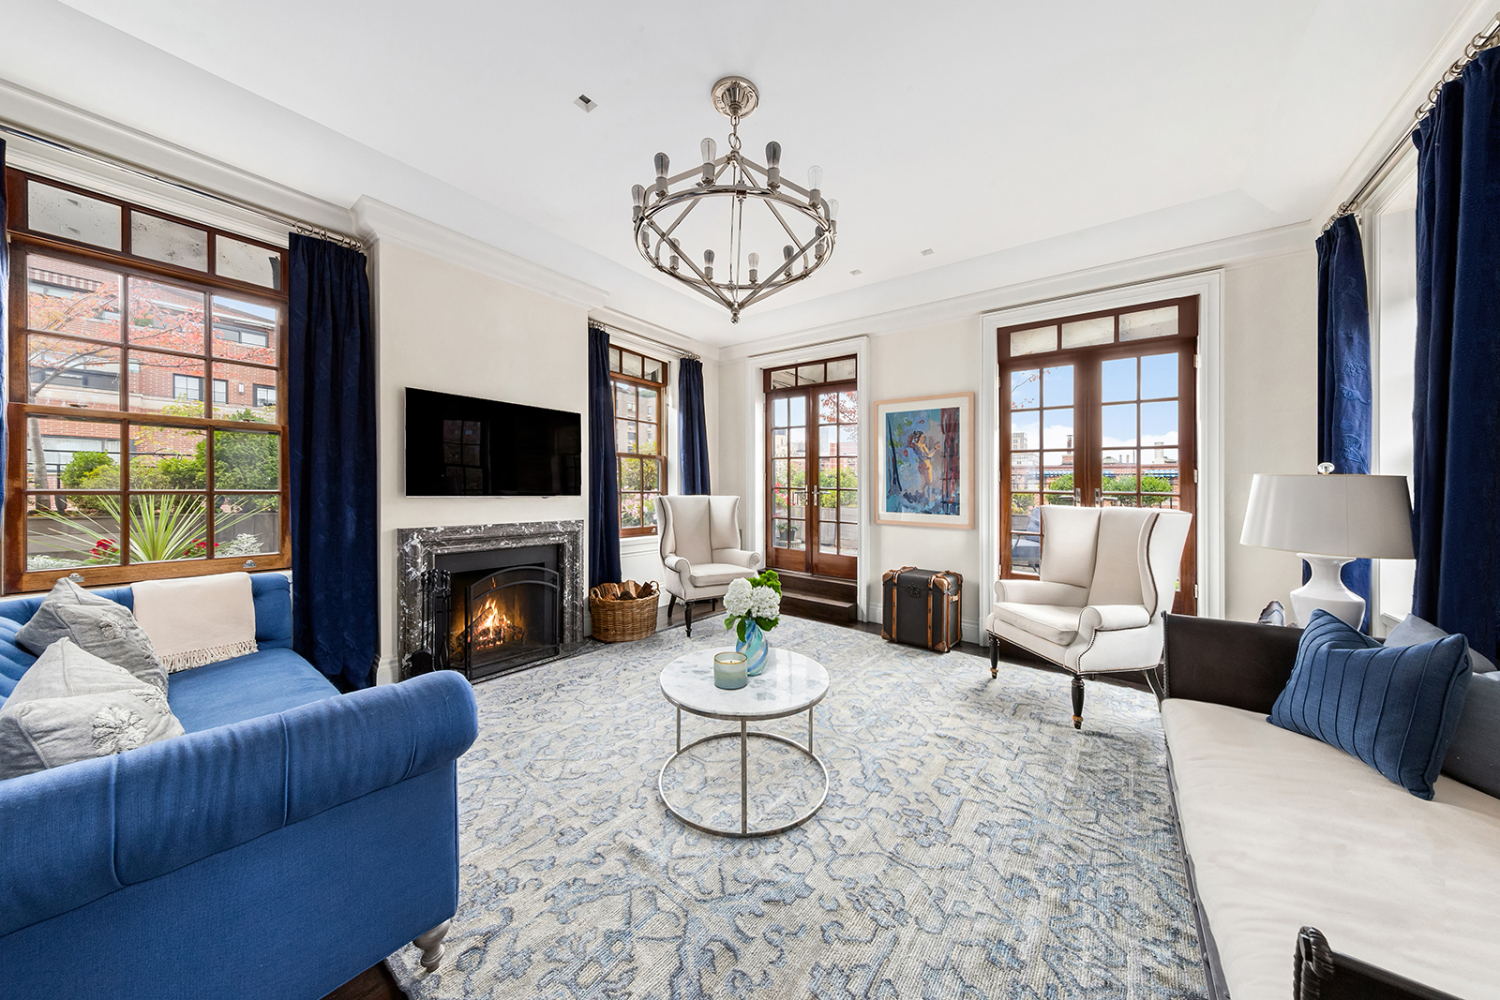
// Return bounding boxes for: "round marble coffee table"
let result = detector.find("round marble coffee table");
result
[657,647,830,837]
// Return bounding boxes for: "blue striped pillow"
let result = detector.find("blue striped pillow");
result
[1269,610,1473,799]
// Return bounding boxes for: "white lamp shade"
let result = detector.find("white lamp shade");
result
[1240,474,1414,559]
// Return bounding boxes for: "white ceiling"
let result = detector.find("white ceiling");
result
[0,0,1478,344]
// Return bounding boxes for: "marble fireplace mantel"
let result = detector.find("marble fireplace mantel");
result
[396,520,586,680]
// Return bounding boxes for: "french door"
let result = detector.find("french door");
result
[765,357,858,579]
[999,296,1198,614]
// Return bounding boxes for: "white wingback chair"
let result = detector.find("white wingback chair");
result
[656,495,764,637]
[985,505,1192,729]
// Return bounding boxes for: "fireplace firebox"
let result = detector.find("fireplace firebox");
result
[421,543,563,681]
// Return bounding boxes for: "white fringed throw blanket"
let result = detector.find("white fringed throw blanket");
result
[133,572,259,673]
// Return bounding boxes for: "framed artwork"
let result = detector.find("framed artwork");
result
[874,392,974,529]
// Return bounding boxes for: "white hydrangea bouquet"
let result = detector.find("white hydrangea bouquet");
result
[723,569,781,676]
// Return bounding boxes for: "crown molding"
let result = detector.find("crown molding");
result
[0,76,353,244]
[718,220,1311,360]
[352,195,608,311]
[589,306,722,363]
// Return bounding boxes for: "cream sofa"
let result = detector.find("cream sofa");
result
[1160,616,1499,1000]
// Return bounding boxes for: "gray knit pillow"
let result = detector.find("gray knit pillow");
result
[51,603,165,692]
[14,579,120,655]
[0,639,184,781]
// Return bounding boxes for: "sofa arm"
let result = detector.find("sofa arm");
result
[1077,604,1152,643]
[1161,613,1302,713]
[993,578,1090,607]
[0,670,478,937]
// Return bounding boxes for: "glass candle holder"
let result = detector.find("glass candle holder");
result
[713,651,748,690]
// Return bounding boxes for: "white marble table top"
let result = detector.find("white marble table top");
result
[659,647,830,721]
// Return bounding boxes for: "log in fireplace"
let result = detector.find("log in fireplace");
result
[417,543,562,682]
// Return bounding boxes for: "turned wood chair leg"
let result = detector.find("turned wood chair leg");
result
[414,919,452,972]
[684,599,694,638]
[667,595,677,622]
[1071,674,1085,730]
[988,636,999,679]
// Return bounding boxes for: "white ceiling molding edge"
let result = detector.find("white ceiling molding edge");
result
[719,221,1310,362]
[1312,0,1497,227]
[351,196,608,311]
[588,306,722,364]
[0,76,352,243]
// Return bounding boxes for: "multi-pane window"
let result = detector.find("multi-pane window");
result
[608,345,667,536]
[999,296,1197,612]
[5,169,289,591]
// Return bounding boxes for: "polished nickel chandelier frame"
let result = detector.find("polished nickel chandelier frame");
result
[632,77,836,323]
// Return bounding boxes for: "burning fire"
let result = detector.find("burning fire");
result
[454,597,526,658]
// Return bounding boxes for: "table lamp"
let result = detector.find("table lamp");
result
[1240,465,1414,628]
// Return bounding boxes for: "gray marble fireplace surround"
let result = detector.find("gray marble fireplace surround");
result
[396,520,586,680]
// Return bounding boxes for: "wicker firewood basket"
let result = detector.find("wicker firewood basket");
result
[589,580,660,642]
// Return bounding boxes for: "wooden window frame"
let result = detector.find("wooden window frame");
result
[997,296,1198,614]
[5,168,291,593]
[609,345,668,538]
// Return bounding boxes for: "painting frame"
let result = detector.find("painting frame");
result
[874,391,975,529]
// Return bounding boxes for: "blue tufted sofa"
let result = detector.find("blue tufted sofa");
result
[0,573,479,1000]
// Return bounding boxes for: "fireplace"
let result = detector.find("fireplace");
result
[397,520,585,682]
[424,544,562,681]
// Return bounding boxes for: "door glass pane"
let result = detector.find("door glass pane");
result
[1010,452,1039,492]
[1102,403,1137,447]
[1140,402,1177,452]
[819,458,838,496]
[772,428,788,457]
[772,396,788,426]
[788,394,806,425]
[819,522,837,554]
[1042,408,1073,449]
[818,392,838,423]
[1010,531,1041,574]
[1103,448,1139,490]
[1060,316,1113,349]
[1010,412,1039,451]
[773,488,789,515]
[130,212,208,271]
[1140,353,1178,400]
[1042,452,1073,493]
[1119,305,1178,341]
[786,519,805,550]
[819,425,837,456]
[789,459,806,493]
[838,424,857,456]
[1042,364,1074,405]
[1010,368,1040,410]
[839,522,858,553]
[1009,325,1056,357]
[215,236,283,290]
[773,459,789,487]
[28,181,121,250]
[838,456,858,490]
[789,427,807,457]
[1102,357,1136,402]
[26,256,122,340]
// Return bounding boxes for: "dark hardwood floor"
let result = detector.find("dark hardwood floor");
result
[321,607,1151,1000]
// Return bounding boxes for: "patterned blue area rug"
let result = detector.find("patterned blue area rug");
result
[388,618,1206,999]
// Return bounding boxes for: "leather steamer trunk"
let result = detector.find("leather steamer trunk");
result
[881,567,962,652]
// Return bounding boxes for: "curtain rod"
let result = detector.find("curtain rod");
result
[0,119,367,252]
[590,320,701,361]
[1324,11,1500,232]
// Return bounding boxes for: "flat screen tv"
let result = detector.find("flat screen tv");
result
[405,387,582,497]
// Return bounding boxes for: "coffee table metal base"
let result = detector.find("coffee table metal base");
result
[658,708,829,838]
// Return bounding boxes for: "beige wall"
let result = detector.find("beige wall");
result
[373,239,590,679]
[1221,248,1319,621]
[371,240,721,679]
[717,249,1319,632]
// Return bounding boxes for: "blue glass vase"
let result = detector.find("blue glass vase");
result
[736,620,770,676]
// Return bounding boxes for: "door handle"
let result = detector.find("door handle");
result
[1094,487,1101,505]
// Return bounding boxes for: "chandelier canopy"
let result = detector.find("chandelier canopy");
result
[631,77,836,323]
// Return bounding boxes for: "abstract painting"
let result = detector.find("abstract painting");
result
[874,392,974,528]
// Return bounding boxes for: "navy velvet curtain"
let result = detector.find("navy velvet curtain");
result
[1314,213,1373,628]
[1411,46,1500,663]
[588,325,621,589]
[288,234,377,690]
[0,139,7,515]
[678,358,711,494]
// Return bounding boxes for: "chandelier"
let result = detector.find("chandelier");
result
[631,77,837,323]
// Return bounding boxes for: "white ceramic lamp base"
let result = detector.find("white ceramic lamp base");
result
[1291,553,1365,629]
